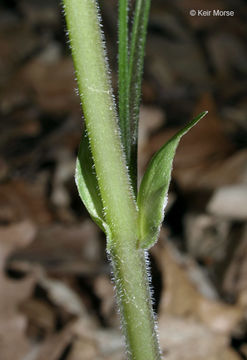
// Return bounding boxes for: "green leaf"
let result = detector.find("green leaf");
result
[75,131,110,238]
[137,111,208,249]
[118,0,151,195]
[127,0,151,194]
[118,0,130,163]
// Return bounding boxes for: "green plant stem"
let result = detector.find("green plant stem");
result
[63,0,161,359]
[111,246,161,360]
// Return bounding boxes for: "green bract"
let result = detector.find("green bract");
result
[76,133,106,229]
[137,111,208,249]
[75,131,112,247]
[76,111,207,252]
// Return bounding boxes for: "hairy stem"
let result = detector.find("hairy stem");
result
[63,0,161,358]
[110,245,161,360]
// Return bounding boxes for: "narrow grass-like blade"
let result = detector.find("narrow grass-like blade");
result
[137,111,208,249]
[118,0,130,163]
[75,131,109,235]
[128,0,151,192]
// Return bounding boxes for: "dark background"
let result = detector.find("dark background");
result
[0,0,247,359]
